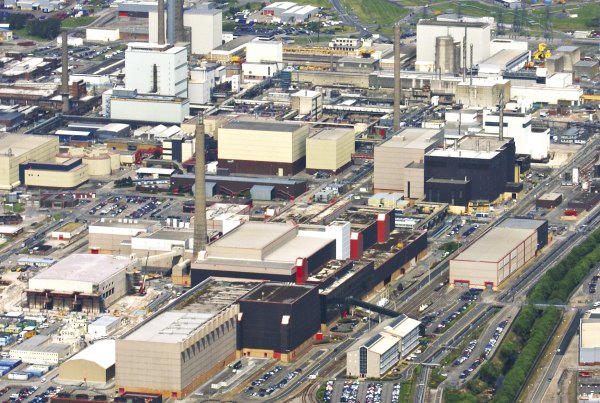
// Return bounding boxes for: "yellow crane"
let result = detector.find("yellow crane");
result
[533,43,552,61]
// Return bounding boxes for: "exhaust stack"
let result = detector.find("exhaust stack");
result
[61,31,69,114]
[393,23,402,132]
[158,0,165,45]
[193,115,207,258]
[499,91,505,141]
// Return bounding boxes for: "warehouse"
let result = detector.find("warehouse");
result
[0,134,59,190]
[450,219,547,289]
[306,127,355,174]
[237,283,320,361]
[424,136,517,210]
[51,222,86,241]
[88,316,121,338]
[568,192,600,211]
[374,128,444,196]
[9,335,70,365]
[109,90,190,124]
[580,309,600,365]
[59,339,115,383]
[346,315,421,378]
[217,120,309,176]
[27,254,136,312]
[191,221,336,284]
[170,173,308,200]
[116,278,258,398]
[21,158,90,189]
[88,219,160,255]
[536,193,563,209]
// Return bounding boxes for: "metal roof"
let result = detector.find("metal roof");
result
[223,120,304,132]
[63,339,115,369]
[453,227,535,263]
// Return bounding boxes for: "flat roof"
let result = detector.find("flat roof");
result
[538,192,562,201]
[31,254,129,284]
[64,339,115,369]
[213,35,257,52]
[454,227,535,263]
[223,120,305,133]
[555,45,579,53]
[55,222,84,233]
[498,217,546,230]
[136,167,175,175]
[0,134,56,159]
[90,315,120,327]
[144,229,192,241]
[581,319,600,349]
[209,221,295,251]
[369,333,399,355]
[241,283,314,303]
[427,148,498,160]
[124,278,256,343]
[90,219,154,229]
[309,127,353,141]
[385,315,421,338]
[480,49,529,67]
[379,128,442,150]
[419,19,488,28]
[265,235,333,263]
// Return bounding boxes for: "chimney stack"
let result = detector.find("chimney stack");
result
[175,0,184,43]
[193,114,207,258]
[499,90,505,141]
[61,31,69,114]
[393,23,402,132]
[158,0,165,45]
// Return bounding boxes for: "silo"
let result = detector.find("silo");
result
[435,36,455,74]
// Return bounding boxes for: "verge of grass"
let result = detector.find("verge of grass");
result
[339,0,409,26]
[61,16,97,28]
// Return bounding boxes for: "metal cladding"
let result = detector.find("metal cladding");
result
[61,31,69,113]
[157,0,165,45]
[393,23,401,132]
[193,117,207,258]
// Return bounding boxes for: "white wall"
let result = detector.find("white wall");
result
[246,41,283,63]
[110,97,190,124]
[483,111,550,160]
[86,28,120,42]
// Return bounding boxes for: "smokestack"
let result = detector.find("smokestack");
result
[175,0,184,43]
[193,114,207,258]
[469,43,473,86]
[499,90,505,141]
[61,31,69,114]
[393,23,401,132]
[158,0,165,45]
[462,27,467,81]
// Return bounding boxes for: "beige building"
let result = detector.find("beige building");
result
[580,309,600,365]
[59,339,115,383]
[88,219,160,255]
[9,335,70,365]
[374,128,444,197]
[0,135,59,190]
[306,127,355,174]
[455,78,511,108]
[116,278,258,398]
[450,227,537,289]
[51,222,86,240]
[217,119,309,176]
[24,159,90,189]
[291,90,323,120]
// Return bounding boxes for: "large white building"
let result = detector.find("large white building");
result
[109,89,190,124]
[483,110,550,160]
[580,309,600,366]
[10,335,70,365]
[149,5,222,55]
[124,42,188,98]
[188,63,225,105]
[0,135,59,191]
[415,20,492,73]
[347,315,421,378]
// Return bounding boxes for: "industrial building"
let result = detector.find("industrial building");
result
[455,78,511,108]
[536,193,563,209]
[51,222,86,241]
[21,158,90,189]
[130,228,191,271]
[424,136,518,210]
[88,316,121,338]
[450,218,547,289]
[580,309,600,366]
[0,135,59,191]
[116,278,258,399]
[9,335,70,365]
[149,4,223,55]
[59,339,115,383]
[191,221,337,284]
[27,254,137,313]
[217,120,309,176]
[88,219,160,255]
[108,89,190,124]
[346,315,421,378]
[306,127,355,174]
[374,128,444,197]
[124,42,188,98]
[483,110,550,160]
[291,90,323,120]
[415,20,492,73]
[237,283,320,361]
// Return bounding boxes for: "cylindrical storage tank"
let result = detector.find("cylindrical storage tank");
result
[84,155,112,176]
[109,152,120,171]
[435,36,455,74]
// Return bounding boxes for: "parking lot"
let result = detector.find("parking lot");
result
[245,365,305,399]
[327,380,403,403]
[86,195,174,220]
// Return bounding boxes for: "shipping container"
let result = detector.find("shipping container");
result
[0,366,11,376]
[7,372,30,380]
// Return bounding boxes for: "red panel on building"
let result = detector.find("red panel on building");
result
[377,213,390,243]
[295,258,308,284]
[350,232,363,260]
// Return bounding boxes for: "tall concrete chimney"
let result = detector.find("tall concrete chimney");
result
[175,0,184,43]
[61,31,69,114]
[469,43,474,86]
[499,90,505,141]
[193,115,207,258]
[393,23,402,132]
[462,27,467,81]
[158,0,165,45]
